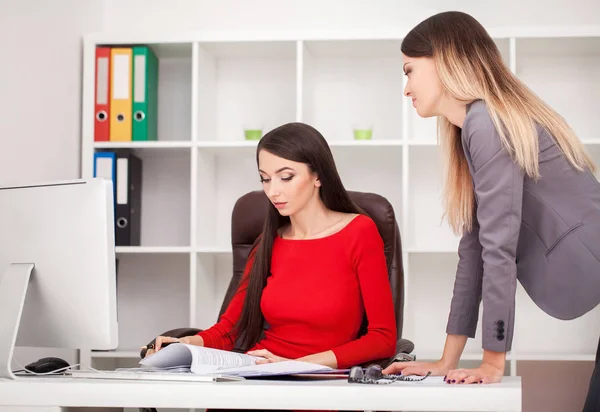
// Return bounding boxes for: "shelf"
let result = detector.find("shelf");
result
[516,37,600,139]
[407,146,462,252]
[94,141,193,149]
[301,39,404,143]
[329,139,404,147]
[415,352,483,361]
[115,246,192,254]
[91,350,141,359]
[95,138,598,150]
[114,254,190,349]
[196,41,297,142]
[511,354,597,362]
[196,246,233,254]
[408,140,438,146]
[114,246,237,254]
[197,139,405,150]
[403,253,485,357]
[513,283,600,356]
[405,248,457,254]
[82,31,600,374]
[86,27,600,46]
[414,351,597,362]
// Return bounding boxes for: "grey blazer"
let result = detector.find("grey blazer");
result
[446,99,600,353]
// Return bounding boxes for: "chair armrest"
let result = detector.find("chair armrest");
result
[361,337,416,369]
[140,327,202,359]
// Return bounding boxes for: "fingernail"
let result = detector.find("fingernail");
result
[452,380,456,383]
[443,375,447,381]
[479,380,483,384]
[460,380,465,383]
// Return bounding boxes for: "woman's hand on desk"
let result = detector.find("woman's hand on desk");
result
[143,335,204,358]
[443,350,505,384]
[382,359,450,378]
[247,349,289,364]
[444,362,503,385]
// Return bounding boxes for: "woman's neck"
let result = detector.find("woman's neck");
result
[287,199,338,240]
[438,96,469,128]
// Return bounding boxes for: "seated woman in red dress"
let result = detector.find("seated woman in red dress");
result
[146,122,397,371]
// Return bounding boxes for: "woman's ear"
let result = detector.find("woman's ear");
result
[314,176,321,188]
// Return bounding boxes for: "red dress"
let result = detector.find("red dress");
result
[197,214,397,369]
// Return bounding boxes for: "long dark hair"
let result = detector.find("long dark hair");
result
[234,122,364,352]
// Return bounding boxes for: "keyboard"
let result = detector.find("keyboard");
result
[69,368,245,382]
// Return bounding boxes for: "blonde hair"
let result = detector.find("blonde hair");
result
[402,11,596,234]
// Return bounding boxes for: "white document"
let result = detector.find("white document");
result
[138,343,332,377]
[211,360,333,377]
[140,343,264,374]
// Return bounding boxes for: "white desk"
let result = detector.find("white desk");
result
[0,376,522,411]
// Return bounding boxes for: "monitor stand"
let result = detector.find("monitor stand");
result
[0,263,35,380]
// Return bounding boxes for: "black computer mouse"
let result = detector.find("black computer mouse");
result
[25,357,70,374]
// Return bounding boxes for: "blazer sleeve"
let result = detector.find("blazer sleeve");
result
[446,213,483,339]
[460,107,525,353]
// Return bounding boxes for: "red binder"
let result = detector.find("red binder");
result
[94,47,111,141]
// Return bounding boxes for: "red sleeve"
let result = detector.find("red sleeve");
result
[330,217,397,368]
[196,247,256,351]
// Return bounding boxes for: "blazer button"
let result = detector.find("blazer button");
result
[497,333,505,341]
[496,320,505,327]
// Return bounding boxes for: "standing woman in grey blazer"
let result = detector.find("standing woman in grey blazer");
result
[382,11,600,411]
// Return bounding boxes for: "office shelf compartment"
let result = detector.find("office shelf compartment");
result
[301,39,403,142]
[404,253,485,360]
[81,30,600,379]
[194,253,235,330]
[135,149,192,247]
[196,149,261,251]
[195,41,297,143]
[331,145,404,222]
[515,37,600,140]
[112,254,190,352]
[407,145,461,252]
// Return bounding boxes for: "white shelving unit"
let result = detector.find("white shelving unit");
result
[80,28,600,377]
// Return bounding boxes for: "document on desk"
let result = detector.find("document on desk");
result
[139,343,333,377]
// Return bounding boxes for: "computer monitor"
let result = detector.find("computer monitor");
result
[0,178,119,379]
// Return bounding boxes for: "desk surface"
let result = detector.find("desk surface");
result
[0,375,522,412]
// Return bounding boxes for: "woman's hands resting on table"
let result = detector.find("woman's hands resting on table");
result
[142,335,204,358]
[382,358,504,384]
[383,334,505,384]
[247,349,289,364]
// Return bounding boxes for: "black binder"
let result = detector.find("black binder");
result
[114,150,142,246]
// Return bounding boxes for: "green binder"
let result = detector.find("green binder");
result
[132,46,158,141]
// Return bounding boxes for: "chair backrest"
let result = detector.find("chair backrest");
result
[218,190,405,339]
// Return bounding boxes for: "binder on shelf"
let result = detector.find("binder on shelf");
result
[94,47,111,142]
[93,151,116,201]
[115,150,143,246]
[109,48,133,141]
[132,46,159,141]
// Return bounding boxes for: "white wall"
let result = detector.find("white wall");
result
[101,0,600,32]
[0,0,104,187]
[0,0,104,386]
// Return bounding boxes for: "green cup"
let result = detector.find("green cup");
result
[244,129,263,141]
[353,129,373,140]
